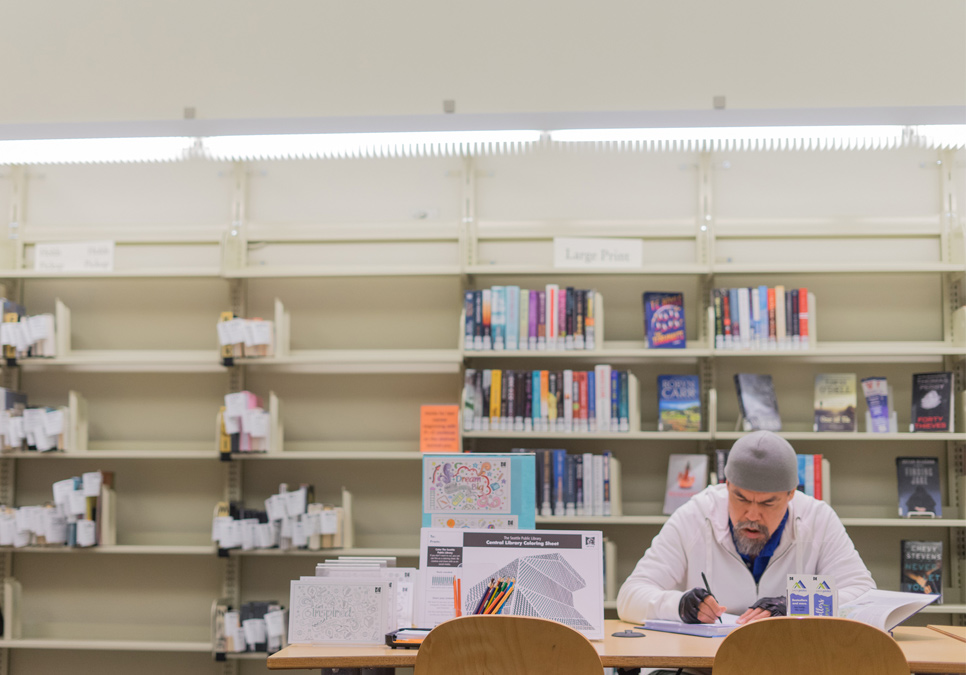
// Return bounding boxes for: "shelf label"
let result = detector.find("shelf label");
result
[34,240,115,273]
[553,237,642,269]
[420,405,460,453]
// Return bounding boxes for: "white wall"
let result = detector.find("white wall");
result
[1,0,963,124]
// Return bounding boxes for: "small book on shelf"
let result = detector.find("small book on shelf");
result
[910,372,955,432]
[657,375,701,432]
[643,292,686,349]
[734,373,782,431]
[663,454,708,515]
[896,457,941,518]
[901,540,943,601]
[861,376,895,433]
[813,373,857,432]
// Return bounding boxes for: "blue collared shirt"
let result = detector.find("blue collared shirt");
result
[729,510,789,584]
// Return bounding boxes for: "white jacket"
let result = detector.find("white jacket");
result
[617,484,875,623]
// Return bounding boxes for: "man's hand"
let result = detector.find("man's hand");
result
[736,606,772,624]
[678,588,727,624]
[696,595,727,624]
[737,596,786,624]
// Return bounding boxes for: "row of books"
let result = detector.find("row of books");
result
[218,391,272,453]
[713,286,813,350]
[461,367,634,433]
[463,286,599,351]
[213,600,288,654]
[513,449,622,517]
[1,309,56,359]
[212,485,353,551]
[217,312,275,359]
[1,470,115,548]
[0,387,68,452]
[735,372,956,433]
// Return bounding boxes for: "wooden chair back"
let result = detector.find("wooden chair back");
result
[713,617,910,675]
[413,615,603,675]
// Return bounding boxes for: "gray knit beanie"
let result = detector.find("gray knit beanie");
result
[724,430,798,492]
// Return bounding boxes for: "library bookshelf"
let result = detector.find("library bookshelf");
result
[0,145,961,675]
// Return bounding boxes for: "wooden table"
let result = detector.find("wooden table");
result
[268,620,966,673]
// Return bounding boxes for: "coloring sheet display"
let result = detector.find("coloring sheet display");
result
[417,528,604,638]
[424,457,511,514]
[288,580,387,644]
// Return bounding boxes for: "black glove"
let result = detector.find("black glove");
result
[750,595,786,616]
[678,587,712,624]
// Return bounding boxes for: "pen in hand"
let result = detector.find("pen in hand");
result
[701,572,723,624]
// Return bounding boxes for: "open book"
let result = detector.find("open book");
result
[840,589,939,632]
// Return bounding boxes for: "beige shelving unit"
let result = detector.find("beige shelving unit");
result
[0,143,960,674]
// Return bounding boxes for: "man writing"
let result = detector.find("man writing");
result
[617,431,874,624]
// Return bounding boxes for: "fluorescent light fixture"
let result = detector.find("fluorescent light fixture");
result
[0,114,961,164]
[552,125,914,151]
[0,136,197,164]
[912,124,966,149]
[203,130,545,160]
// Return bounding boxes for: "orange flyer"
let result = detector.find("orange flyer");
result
[420,405,461,453]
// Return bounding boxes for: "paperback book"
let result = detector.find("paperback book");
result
[663,454,708,515]
[813,373,857,432]
[910,372,955,432]
[861,377,892,433]
[643,292,686,349]
[896,457,941,517]
[900,540,943,601]
[734,373,782,431]
[657,375,701,432]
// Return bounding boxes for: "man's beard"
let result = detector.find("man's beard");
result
[733,520,771,557]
